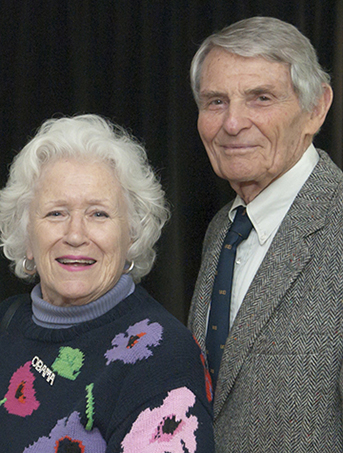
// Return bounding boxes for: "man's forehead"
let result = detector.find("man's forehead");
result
[200,49,292,89]
[202,48,289,72]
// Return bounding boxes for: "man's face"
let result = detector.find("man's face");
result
[197,49,320,202]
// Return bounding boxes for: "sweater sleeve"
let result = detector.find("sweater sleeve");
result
[98,312,215,452]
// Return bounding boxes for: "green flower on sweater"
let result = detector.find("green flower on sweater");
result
[51,347,84,381]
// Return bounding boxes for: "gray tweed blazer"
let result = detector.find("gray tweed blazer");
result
[188,150,343,452]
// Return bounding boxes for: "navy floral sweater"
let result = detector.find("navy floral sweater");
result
[0,285,214,452]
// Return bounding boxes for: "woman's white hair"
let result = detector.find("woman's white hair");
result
[0,114,170,283]
[191,16,331,112]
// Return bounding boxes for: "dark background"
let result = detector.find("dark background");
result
[0,0,342,323]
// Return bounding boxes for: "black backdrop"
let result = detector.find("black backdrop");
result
[1,0,342,323]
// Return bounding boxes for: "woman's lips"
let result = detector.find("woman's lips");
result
[56,256,96,271]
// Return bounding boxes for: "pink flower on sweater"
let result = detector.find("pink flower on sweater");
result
[121,387,198,453]
[4,361,40,417]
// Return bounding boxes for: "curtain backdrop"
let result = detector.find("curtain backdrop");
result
[0,0,342,323]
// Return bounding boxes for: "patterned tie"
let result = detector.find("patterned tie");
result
[206,206,253,389]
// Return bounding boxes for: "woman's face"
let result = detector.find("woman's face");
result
[26,158,131,306]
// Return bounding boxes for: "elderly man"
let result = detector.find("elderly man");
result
[188,16,343,452]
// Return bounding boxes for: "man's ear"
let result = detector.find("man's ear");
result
[309,84,333,133]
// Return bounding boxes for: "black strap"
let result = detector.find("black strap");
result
[0,298,26,332]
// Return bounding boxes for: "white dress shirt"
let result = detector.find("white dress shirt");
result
[225,144,319,328]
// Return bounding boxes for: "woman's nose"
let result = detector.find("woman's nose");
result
[64,214,88,247]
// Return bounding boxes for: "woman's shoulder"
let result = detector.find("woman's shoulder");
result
[1,293,30,306]
[123,285,206,368]
[0,293,31,330]
[130,285,195,338]
[110,285,213,407]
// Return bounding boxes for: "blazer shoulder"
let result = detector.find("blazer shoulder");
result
[316,149,343,183]
[202,202,233,254]
[313,150,343,207]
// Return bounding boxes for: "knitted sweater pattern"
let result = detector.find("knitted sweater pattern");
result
[0,285,214,452]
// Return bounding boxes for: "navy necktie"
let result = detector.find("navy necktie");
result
[206,206,253,389]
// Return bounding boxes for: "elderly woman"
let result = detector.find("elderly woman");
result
[0,114,214,452]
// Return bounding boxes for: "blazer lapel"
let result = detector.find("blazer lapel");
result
[214,217,312,417]
[190,209,232,352]
[214,151,338,418]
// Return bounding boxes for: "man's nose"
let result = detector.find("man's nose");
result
[222,102,251,135]
[64,214,88,247]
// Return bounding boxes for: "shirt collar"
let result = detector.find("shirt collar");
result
[229,144,319,245]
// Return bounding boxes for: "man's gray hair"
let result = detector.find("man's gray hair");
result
[190,16,331,112]
[0,114,169,283]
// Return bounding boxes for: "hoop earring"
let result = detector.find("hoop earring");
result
[123,261,134,274]
[23,257,37,276]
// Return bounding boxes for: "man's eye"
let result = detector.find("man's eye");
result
[210,99,223,105]
[47,211,62,217]
[205,99,226,110]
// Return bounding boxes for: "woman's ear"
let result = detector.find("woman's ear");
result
[26,241,34,261]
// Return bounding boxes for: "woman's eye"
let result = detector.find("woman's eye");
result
[47,211,62,217]
[93,211,109,218]
[257,95,271,102]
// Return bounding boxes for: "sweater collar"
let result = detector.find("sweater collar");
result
[31,274,135,329]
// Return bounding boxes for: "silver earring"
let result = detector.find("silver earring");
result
[123,261,134,274]
[23,257,37,275]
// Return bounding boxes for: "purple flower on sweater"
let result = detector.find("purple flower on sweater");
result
[104,318,163,365]
[23,411,106,452]
[121,387,198,453]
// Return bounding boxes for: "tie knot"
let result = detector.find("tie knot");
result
[229,206,253,240]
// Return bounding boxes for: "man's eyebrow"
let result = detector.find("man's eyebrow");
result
[245,85,276,95]
[199,86,277,98]
[198,90,228,100]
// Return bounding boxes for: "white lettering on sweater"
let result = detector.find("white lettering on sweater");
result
[32,356,55,385]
